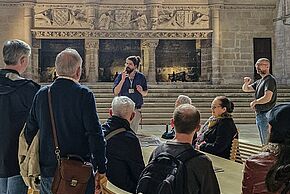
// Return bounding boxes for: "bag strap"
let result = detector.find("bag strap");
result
[105,128,126,141]
[176,147,202,164]
[47,86,61,165]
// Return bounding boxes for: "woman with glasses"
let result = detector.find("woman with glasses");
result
[194,96,238,159]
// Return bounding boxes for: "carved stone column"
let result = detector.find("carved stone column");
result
[31,38,41,82]
[85,39,99,82]
[23,3,34,78]
[210,1,224,84]
[142,39,159,83]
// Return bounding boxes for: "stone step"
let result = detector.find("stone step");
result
[97,112,255,118]
[98,118,256,125]
[95,97,290,103]
[96,107,255,114]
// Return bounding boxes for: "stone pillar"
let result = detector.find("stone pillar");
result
[31,38,41,82]
[145,0,162,29]
[85,39,99,82]
[210,1,224,84]
[141,39,159,83]
[200,39,212,82]
[23,3,34,79]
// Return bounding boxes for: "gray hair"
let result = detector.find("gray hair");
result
[3,39,31,65]
[175,95,192,108]
[256,58,270,66]
[112,96,135,119]
[55,48,82,76]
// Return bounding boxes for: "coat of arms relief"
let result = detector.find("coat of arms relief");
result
[34,5,92,29]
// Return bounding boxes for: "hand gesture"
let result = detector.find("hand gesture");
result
[250,100,257,110]
[243,77,251,84]
[136,85,143,93]
[95,173,106,194]
[121,71,128,81]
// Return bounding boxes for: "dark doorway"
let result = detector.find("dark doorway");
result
[253,38,272,80]
[99,39,141,82]
[39,39,85,82]
[155,40,199,82]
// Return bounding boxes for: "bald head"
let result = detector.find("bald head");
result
[173,104,200,134]
[55,48,82,78]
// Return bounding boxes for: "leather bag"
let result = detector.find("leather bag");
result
[48,87,92,194]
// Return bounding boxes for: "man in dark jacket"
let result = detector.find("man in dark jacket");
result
[0,39,40,194]
[150,104,220,194]
[24,48,106,194]
[102,96,145,193]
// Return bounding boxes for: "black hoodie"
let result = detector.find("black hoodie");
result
[0,69,40,177]
[102,115,145,193]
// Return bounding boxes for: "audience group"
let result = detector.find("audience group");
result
[0,39,289,194]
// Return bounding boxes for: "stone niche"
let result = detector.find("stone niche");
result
[39,39,85,82]
[99,39,141,82]
[156,40,200,82]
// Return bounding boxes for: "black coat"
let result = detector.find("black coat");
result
[200,117,238,159]
[102,116,145,193]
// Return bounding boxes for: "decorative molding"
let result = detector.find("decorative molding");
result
[31,30,212,39]
[141,39,159,49]
[223,4,276,10]
[32,38,41,48]
[85,39,99,49]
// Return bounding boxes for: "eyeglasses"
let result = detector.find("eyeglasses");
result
[211,105,222,109]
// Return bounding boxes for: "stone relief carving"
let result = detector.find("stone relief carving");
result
[158,8,209,29]
[98,10,148,30]
[32,30,212,39]
[34,6,91,29]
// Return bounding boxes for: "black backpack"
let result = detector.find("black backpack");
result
[136,147,201,194]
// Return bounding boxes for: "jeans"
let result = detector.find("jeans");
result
[40,176,94,194]
[0,175,28,194]
[256,111,270,145]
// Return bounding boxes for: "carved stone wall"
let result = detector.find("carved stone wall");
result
[0,0,280,85]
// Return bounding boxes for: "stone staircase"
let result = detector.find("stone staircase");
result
[87,82,290,125]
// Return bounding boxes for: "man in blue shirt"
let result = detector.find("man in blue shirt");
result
[0,39,40,194]
[113,56,148,133]
[25,48,107,194]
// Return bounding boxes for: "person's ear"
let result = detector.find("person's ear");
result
[109,108,113,117]
[194,124,201,132]
[170,118,174,128]
[76,66,81,80]
[130,111,135,121]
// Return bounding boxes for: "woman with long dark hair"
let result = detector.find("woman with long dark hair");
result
[242,103,290,194]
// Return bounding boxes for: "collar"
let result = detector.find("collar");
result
[1,68,20,76]
[57,76,79,84]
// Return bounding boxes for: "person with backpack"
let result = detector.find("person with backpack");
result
[137,104,220,194]
[102,96,145,193]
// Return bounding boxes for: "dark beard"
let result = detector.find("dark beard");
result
[126,67,134,74]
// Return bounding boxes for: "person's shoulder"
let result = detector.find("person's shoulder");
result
[24,80,40,90]
[245,152,276,168]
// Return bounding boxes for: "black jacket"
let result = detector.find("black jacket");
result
[150,141,220,194]
[0,69,40,177]
[200,117,238,159]
[24,78,106,177]
[102,116,145,193]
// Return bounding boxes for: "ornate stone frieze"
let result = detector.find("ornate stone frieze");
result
[141,39,159,49]
[34,4,91,29]
[98,9,148,30]
[31,30,212,39]
[158,6,209,29]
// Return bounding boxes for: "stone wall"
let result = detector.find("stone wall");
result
[0,4,25,68]
[218,2,275,84]
[273,0,290,85]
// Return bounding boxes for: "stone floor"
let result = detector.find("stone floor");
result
[138,123,261,146]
